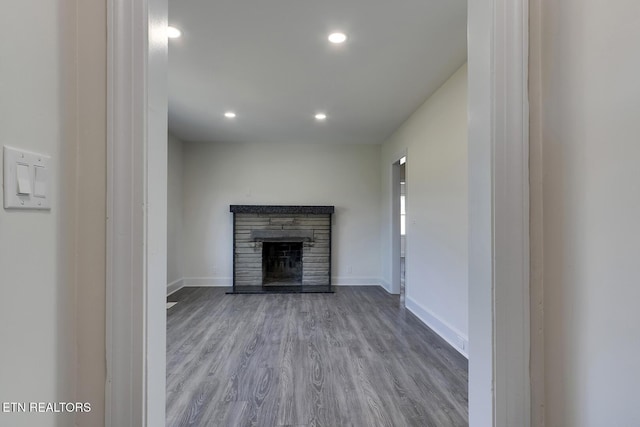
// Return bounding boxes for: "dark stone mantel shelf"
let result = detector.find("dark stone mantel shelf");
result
[229,205,335,214]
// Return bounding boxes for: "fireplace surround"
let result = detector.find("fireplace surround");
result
[229,205,334,293]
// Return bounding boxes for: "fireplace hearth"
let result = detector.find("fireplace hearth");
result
[229,205,334,293]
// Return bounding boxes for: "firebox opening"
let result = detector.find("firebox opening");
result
[262,241,303,286]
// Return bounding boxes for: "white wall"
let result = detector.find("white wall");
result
[168,133,184,290]
[380,64,468,355]
[0,1,78,426]
[531,1,640,425]
[0,1,76,425]
[181,141,381,285]
[0,2,107,426]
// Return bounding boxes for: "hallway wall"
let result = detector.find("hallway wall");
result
[380,64,468,356]
[0,1,107,426]
[1,1,77,426]
[0,2,78,426]
[531,0,640,425]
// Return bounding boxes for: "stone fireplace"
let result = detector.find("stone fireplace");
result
[229,205,334,293]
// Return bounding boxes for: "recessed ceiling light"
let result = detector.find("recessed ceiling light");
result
[328,32,347,44]
[224,111,237,119]
[167,26,182,39]
[315,113,327,121]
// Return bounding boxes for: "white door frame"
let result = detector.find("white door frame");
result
[468,0,530,425]
[390,150,407,296]
[105,0,168,425]
[105,0,530,425]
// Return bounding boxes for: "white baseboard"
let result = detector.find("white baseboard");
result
[378,278,395,294]
[167,278,184,296]
[405,296,469,358]
[332,277,383,286]
[183,277,232,287]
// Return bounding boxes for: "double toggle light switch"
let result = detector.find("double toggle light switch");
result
[3,146,51,210]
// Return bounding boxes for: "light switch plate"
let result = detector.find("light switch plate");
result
[3,145,51,210]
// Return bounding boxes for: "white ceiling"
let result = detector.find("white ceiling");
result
[168,0,467,145]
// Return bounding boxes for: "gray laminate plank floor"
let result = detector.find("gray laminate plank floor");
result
[166,286,468,427]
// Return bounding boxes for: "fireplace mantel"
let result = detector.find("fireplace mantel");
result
[230,205,335,214]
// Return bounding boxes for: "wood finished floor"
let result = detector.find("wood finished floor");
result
[166,287,468,427]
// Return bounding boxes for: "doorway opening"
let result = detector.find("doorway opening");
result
[393,155,407,305]
[106,0,531,424]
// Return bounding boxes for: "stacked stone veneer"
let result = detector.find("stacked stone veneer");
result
[230,206,334,288]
